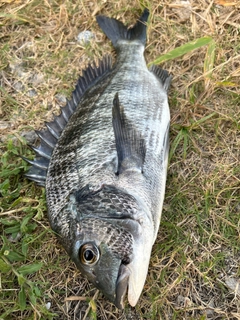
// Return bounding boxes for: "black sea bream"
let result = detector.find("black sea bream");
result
[25,9,172,308]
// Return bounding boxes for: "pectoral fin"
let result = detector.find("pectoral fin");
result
[112,93,146,174]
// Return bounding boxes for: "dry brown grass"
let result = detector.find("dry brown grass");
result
[0,0,239,319]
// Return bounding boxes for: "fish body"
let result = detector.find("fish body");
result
[25,9,172,308]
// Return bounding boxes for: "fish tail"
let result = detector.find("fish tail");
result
[96,8,149,48]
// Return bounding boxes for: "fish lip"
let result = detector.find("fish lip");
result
[115,264,131,309]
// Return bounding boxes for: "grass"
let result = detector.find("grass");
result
[0,0,240,319]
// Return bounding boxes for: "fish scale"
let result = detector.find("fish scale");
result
[24,9,172,309]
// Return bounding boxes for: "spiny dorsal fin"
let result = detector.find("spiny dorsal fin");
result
[25,55,112,186]
[96,9,149,48]
[112,93,146,175]
[149,65,172,91]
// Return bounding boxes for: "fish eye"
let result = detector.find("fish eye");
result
[79,243,100,266]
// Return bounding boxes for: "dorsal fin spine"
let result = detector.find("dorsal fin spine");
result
[45,123,59,139]
[22,157,48,170]
[35,130,56,148]
[30,146,51,160]
[67,99,76,113]
[24,55,112,186]
[53,115,66,130]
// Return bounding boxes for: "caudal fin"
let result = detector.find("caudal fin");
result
[96,9,149,48]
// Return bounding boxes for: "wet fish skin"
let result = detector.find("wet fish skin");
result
[25,8,172,309]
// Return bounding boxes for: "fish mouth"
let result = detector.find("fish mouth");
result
[109,216,151,309]
[115,264,131,309]
[114,217,153,309]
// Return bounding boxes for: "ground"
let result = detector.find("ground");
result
[0,0,239,319]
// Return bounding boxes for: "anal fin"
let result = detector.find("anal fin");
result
[112,93,146,175]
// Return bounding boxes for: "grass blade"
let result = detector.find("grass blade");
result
[169,128,184,161]
[204,39,216,89]
[150,37,213,65]
[190,112,216,129]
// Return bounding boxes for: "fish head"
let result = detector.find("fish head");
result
[63,187,155,309]
[69,212,154,309]
[70,218,134,308]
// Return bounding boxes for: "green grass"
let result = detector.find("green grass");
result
[0,0,240,319]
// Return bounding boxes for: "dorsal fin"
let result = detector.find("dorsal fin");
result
[25,55,112,186]
[112,93,146,175]
[149,65,172,91]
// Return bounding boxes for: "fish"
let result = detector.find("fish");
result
[24,8,172,309]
